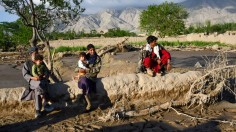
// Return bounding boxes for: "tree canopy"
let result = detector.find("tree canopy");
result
[0,0,85,73]
[0,0,85,46]
[140,2,188,37]
[0,20,31,51]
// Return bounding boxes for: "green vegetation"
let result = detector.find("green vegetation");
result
[47,28,137,40]
[185,22,236,34]
[54,46,87,53]
[47,31,79,40]
[103,28,137,37]
[0,20,31,51]
[140,2,188,37]
[129,41,227,47]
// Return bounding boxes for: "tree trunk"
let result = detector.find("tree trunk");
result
[37,35,59,83]
[29,0,37,47]
[45,40,60,82]
[30,28,37,47]
[45,40,52,71]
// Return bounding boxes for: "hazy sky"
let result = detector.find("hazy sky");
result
[0,0,186,22]
[81,0,186,14]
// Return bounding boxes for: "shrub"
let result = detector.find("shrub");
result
[54,46,87,53]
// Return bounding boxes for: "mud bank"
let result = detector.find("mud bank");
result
[0,71,202,106]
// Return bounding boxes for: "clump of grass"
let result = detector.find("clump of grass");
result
[128,41,146,46]
[129,41,228,47]
[55,46,86,53]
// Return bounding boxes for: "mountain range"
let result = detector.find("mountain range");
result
[58,0,236,33]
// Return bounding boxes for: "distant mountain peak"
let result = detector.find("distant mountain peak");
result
[180,0,236,9]
[180,0,236,25]
[57,0,236,33]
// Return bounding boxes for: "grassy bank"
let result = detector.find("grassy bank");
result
[55,46,86,53]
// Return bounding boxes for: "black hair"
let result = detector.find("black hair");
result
[146,35,158,44]
[34,54,44,61]
[28,46,38,54]
[87,44,95,50]
[79,52,86,57]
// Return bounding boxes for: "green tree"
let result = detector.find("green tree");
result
[11,20,32,45]
[0,0,85,73]
[140,2,188,37]
[0,20,31,50]
[104,28,136,37]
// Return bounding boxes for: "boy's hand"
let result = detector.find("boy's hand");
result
[167,63,171,71]
[31,77,39,81]
[157,59,161,64]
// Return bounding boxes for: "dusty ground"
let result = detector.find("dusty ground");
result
[0,49,236,131]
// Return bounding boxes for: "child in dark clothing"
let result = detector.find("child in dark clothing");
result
[74,68,92,111]
[73,52,93,111]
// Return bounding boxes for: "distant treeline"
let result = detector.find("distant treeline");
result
[184,22,236,34]
[47,28,137,40]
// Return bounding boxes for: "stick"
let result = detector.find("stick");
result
[98,46,116,56]
[170,107,236,125]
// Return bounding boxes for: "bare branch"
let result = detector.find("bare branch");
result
[170,107,236,125]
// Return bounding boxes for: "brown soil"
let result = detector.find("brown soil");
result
[0,50,236,131]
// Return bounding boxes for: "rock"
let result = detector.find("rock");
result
[194,62,202,68]
[211,44,219,50]
[221,46,232,51]
[206,46,210,49]
[194,48,202,51]
[111,52,116,55]
[57,53,64,58]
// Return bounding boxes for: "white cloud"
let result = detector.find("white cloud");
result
[33,0,42,5]
[0,5,5,12]
[82,0,186,14]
